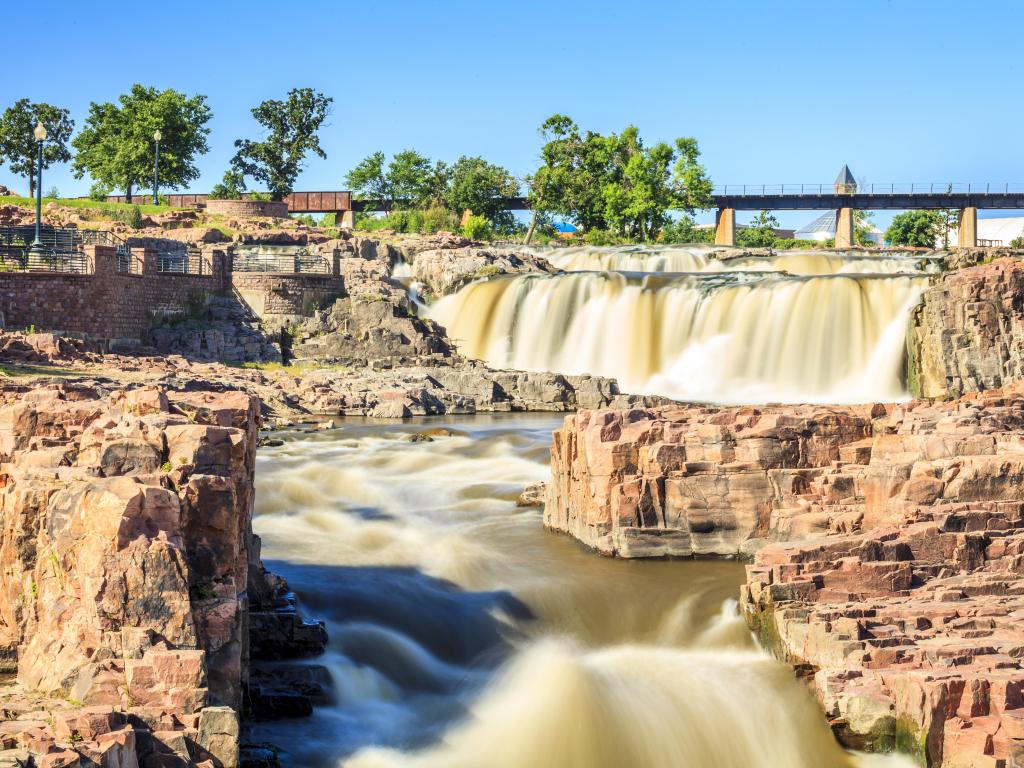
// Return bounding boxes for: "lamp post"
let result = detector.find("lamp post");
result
[28,121,47,256]
[152,129,161,206]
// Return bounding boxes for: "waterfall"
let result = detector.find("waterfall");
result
[427,248,937,404]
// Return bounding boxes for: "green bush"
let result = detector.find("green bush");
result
[462,214,493,241]
[114,205,144,229]
[422,205,460,233]
[1011,236,1024,249]
[319,212,336,227]
[582,229,627,246]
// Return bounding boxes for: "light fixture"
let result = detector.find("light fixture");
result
[154,129,162,142]
[33,122,47,142]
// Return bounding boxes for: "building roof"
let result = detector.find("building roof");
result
[835,164,857,187]
[795,211,837,236]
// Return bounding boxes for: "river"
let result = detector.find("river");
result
[248,414,915,768]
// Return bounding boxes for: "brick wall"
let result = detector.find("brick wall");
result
[205,199,290,218]
[0,246,225,340]
[231,273,345,328]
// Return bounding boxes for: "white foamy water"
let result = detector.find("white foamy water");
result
[250,417,917,768]
[428,264,933,404]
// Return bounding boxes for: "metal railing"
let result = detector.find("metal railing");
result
[712,183,1024,196]
[231,250,332,274]
[156,250,206,275]
[0,226,90,273]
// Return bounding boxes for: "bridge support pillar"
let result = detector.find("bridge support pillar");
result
[835,207,855,248]
[958,207,978,247]
[714,208,735,246]
[339,210,355,229]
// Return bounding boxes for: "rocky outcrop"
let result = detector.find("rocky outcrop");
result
[409,246,557,298]
[545,403,876,557]
[910,257,1024,399]
[0,382,324,767]
[148,297,283,364]
[546,386,1024,765]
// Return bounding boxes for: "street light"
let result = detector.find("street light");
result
[153,129,162,205]
[29,121,47,256]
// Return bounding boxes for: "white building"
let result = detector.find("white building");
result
[942,216,1024,248]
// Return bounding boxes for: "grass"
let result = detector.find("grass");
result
[0,362,82,378]
[0,195,182,216]
[228,360,349,374]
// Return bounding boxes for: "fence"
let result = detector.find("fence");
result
[0,226,90,273]
[230,250,332,274]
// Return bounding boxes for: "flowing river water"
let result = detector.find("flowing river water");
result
[250,247,933,766]
[250,416,914,768]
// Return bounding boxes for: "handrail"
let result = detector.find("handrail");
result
[712,183,1024,196]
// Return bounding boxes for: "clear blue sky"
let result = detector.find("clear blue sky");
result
[3,0,1022,228]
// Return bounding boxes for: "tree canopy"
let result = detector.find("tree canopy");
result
[345,150,519,230]
[446,156,520,231]
[885,210,941,247]
[71,84,211,202]
[527,115,713,240]
[737,210,780,247]
[0,99,74,197]
[230,88,332,201]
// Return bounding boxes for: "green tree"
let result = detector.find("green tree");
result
[661,214,713,244]
[0,99,74,197]
[208,168,246,200]
[72,84,211,202]
[737,210,779,247]
[528,115,712,240]
[885,210,941,247]
[854,210,878,247]
[230,88,332,201]
[346,151,391,207]
[346,151,452,213]
[447,156,520,232]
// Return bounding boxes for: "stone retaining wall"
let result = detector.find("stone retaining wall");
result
[205,199,290,218]
[231,272,345,328]
[0,246,226,341]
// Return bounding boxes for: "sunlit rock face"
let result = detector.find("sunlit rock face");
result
[428,246,940,405]
[0,383,289,767]
[545,383,1024,765]
[910,257,1024,399]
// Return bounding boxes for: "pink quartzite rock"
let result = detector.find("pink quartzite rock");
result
[0,382,261,767]
[546,383,1024,765]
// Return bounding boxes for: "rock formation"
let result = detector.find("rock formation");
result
[0,382,324,767]
[910,258,1024,400]
[546,385,1024,765]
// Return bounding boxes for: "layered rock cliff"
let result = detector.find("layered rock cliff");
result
[545,387,1024,765]
[0,382,322,767]
[910,257,1024,399]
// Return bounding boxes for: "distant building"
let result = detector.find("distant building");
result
[941,216,1024,248]
[794,211,884,245]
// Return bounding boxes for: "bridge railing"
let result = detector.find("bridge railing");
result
[713,183,1024,196]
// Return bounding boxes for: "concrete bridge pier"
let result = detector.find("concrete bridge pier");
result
[715,207,735,246]
[958,207,978,247]
[339,210,355,229]
[835,208,855,248]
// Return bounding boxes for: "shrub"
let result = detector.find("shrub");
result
[462,214,493,241]
[582,229,625,246]
[1011,236,1024,249]
[45,186,59,199]
[115,205,144,229]
[421,205,460,233]
[249,191,272,202]
[319,212,336,227]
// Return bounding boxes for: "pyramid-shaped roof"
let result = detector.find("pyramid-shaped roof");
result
[795,211,838,237]
[835,164,857,187]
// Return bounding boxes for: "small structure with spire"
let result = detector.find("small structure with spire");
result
[834,164,858,195]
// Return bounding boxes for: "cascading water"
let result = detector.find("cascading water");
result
[428,246,939,404]
[249,418,917,768]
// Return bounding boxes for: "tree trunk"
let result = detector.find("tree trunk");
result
[27,158,35,198]
[524,209,538,245]
[125,182,133,204]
